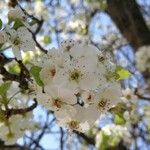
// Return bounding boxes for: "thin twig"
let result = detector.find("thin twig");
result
[5,98,38,118]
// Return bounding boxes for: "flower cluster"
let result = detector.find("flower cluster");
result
[136,46,150,72]
[33,40,122,132]
[0,6,35,60]
[96,124,132,149]
[121,88,137,106]
[0,80,37,145]
[120,88,138,123]
[0,113,35,145]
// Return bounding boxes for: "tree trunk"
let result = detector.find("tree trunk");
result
[106,0,150,50]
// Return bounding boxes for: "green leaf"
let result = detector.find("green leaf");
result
[30,66,44,86]
[13,19,24,30]
[0,19,2,30]
[98,132,110,150]
[97,130,124,150]
[8,63,21,75]
[43,36,51,45]
[115,66,131,80]
[23,52,31,64]
[0,82,12,97]
[114,114,126,125]
[110,102,127,114]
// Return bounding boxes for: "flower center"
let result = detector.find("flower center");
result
[126,94,131,100]
[66,45,71,51]
[50,68,56,77]
[52,99,62,109]
[67,120,79,130]
[70,69,81,82]
[97,98,110,111]
[13,37,21,46]
[87,95,92,100]
[48,66,56,78]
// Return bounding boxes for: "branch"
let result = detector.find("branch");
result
[16,60,31,78]
[0,144,29,150]
[73,130,95,145]
[60,128,64,150]
[19,5,48,53]
[135,88,150,101]
[5,99,38,118]
[0,63,29,90]
[31,33,48,53]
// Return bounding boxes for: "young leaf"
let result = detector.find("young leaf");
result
[23,52,31,64]
[115,66,131,80]
[13,19,24,30]
[99,132,110,150]
[0,82,12,97]
[8,63,21,75]
[30,66,44,86]
[0,19,2,30]
[43,36,51,45]
[114,114,126,125]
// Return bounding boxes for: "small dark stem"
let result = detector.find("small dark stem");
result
[5,98,38,119]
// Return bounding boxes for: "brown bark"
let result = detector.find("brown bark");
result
[0,142,29,150]
[106,0,150,50]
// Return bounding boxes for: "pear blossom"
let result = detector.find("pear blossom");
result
[0,112,36,145]
[57,115,90,132]
[74,105,100,126]
[96,124,132,149]
[80,90,95,106]
[69,41,100,58]
[39,62,59,85]
[0,0,134,144]
[34,0,49,20]
[46,86,76,105]
[93,82,122,113]
[7,6,31,28]
[121,88,137,103]
[0,30,8,43]
[33,41,123,132]
[0,79,38,145]
[40,48,64,67]
[5,26,35,60]
[61,59,100,90]
[136,46,150,72]
[8,6,26,20]
[37,85,77,112]
[60,40,75,52]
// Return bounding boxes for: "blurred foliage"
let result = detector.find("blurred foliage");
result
[0,81,12,97]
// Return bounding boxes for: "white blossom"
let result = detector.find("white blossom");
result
[74,105,100,126]
[136,46,150,72]
[37,85,77,112]
[61,59,100,91]
[5,26,35,60]
[0,30,8,43]
[57,115,90,132]
[121,88,137,104]
[0,112,36,145]
[8,6,26,20]
[96,124,132,149]
[93,82,122,113]
[33,41,123,132]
